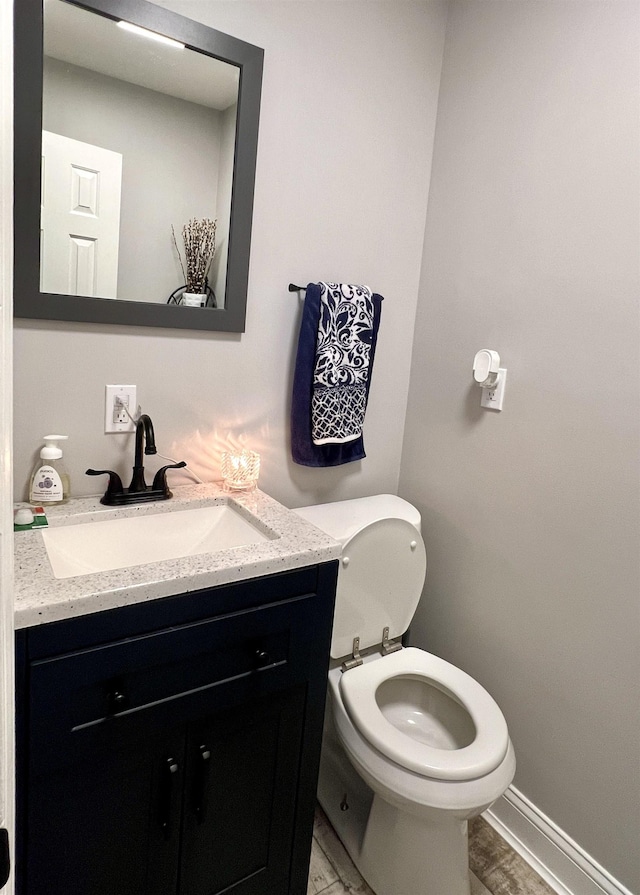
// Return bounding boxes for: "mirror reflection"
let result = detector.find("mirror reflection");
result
[41,0,239,308]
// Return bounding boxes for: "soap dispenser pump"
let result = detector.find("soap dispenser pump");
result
[29,435,70,506]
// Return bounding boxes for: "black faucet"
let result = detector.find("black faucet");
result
[86,414,186,506]
[129,414,157,493]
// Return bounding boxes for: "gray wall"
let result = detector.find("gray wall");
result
[399,1,640,890]
[43,57,221,303]
[15,1,448,505]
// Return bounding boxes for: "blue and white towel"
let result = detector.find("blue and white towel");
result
[312,282,375,444]
[291,282,383,467]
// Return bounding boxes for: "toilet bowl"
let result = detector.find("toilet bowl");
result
[330,654,516,817]
[294,495,515,895]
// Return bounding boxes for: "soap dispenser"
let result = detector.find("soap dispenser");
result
[29,435,70,506]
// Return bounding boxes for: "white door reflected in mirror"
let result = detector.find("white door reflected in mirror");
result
[41,130,122,298]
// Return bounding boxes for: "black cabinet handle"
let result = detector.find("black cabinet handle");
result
[107,688,128,715]
[255,648,270,667]
[159,756,179,841]
[193,744,211,825]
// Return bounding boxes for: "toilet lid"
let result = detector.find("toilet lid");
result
[339,648,509,780]
[330,518,427,659]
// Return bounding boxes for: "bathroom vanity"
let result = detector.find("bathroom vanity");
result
[13,486,340,895]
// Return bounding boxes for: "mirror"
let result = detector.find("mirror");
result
[42,0,240,310]
[14,0,263,332]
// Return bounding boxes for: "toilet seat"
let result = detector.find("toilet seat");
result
[329,517,427,658]
[339,648,509,781]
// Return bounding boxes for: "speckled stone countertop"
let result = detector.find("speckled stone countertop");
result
[14,483,341,629]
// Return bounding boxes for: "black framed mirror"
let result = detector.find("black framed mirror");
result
[14,0,263,332]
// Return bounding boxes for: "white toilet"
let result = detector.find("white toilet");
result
[294,495,515,895]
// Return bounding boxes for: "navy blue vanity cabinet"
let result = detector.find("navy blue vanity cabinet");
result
[15,563,338,895]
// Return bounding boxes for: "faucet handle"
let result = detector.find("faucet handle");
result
[86,469,125,499]
[152,461,187,495]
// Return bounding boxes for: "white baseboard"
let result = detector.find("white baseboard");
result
[483,787,634,895]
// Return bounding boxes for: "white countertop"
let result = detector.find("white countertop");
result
[14,484,341,629]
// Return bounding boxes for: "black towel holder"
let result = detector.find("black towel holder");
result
[288,282,383,300]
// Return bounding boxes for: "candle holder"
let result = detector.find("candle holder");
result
[221,449,260,492]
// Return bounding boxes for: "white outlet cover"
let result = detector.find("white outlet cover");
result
[105,384,137,433]
[480,368,507,411]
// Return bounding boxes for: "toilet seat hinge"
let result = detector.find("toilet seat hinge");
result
[381,626,402,656]
[342,637,363,672]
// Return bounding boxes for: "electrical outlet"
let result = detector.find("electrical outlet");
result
[480,368,507,411]
[105,385,137,433]
[113,395,130,425]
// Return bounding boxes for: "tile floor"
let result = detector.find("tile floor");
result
[468,817,556,895]
[308,807,556,895]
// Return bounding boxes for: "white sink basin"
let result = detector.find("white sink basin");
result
[42,503,271,579]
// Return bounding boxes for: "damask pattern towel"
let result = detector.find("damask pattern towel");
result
[291,282,383,467]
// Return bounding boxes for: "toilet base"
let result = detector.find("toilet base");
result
[358,795,471,895]
[318,707,473,895]
[317,704,374,860]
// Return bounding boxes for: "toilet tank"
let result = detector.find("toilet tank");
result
[294,495,426,660]
[295,494,422,543]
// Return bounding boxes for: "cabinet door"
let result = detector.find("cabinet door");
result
[17,564,337,895]
[25,721,184,895]
[179,685,306,895]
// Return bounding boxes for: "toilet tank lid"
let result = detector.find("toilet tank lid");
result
[293,494,421,545]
